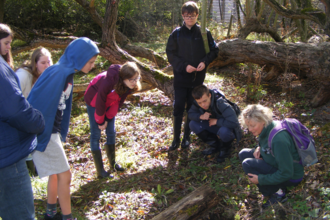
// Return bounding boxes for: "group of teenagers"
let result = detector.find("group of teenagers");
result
[0,1,305,220]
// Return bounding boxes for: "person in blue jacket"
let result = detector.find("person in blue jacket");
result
[188,85,241,163]
[0,23,45,220]
[28,37,99,220]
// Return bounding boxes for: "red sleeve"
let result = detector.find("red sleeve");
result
[94,66,119,125]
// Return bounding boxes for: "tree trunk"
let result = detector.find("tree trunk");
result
[75,0,167,68]
[238,18,283,42]
[152,184,219,220]
[211,38,330,106]
[0,0,5,23]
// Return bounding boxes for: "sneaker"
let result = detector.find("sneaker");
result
[44,212,62,220]
[262,194,288,208]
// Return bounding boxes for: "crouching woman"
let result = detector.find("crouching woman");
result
[238,104,304,208]
[84,62,141,178]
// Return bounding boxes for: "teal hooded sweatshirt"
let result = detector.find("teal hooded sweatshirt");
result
[28,37,99,152]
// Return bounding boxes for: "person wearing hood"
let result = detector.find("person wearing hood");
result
[0,23,45,220]
[28,37,99,220]
[84,62,141,179]
[166,1,219,151]
[188,85,241,163]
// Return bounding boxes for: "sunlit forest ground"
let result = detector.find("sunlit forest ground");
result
[12,36,330,219]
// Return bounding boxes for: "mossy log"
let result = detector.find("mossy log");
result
[152,184,219,220]
[211,38,330,107]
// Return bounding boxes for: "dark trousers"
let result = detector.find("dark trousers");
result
[239,148,301,196]
[173,87,194,117]
[189,120,235,142]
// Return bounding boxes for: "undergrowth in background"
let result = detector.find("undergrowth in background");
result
[11,33,330,220]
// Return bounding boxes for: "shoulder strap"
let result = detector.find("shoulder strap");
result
[268,122,285,157]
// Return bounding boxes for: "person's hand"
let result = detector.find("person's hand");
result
[196,62,205,71]
[98,121,108,130]
[247,173,259,184]
[186,65,197,73]
[253,146,261,159]
[200,112,211,120]
[209,118,217,126]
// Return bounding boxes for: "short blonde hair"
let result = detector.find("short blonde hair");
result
[239,104,273,128]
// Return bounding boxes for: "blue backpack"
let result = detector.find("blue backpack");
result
[268,118,318,167]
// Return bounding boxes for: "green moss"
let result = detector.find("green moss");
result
[184,204,199,216]
[12,39,28,47]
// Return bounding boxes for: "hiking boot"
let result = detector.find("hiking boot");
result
[262,194,288,208]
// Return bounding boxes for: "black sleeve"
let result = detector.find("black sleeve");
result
[166,29,189,73]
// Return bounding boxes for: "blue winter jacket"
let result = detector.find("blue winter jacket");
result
[28,37,99,152]
[0,56,45,168]
[188,89,242,143]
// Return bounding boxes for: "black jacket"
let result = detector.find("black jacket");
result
[188,89,242,142]
[166,23,219,88]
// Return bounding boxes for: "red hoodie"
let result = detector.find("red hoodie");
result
[84,64,130,125]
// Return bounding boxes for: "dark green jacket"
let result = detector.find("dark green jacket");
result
[258,121,304,185]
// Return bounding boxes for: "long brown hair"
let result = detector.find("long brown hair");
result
[114,62,141,96]
[0,23,14,68]
[18,47,53,85]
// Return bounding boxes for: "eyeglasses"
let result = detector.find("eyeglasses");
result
[183,15,196,20]
[128,77,140,83]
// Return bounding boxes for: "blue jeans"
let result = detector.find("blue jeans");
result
[189,120,235,142]
[0,158,35,220]
[86,104,116,151]
[239,148,300,196]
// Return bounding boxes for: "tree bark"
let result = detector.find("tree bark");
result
[211,38,330,106]
[10,26,77,56]
[74,0,167,68]
[238,18,283,42]
[0,0,5,23]
[152,184,219,220]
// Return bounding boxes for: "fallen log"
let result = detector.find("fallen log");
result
[210,38,330,107]
[152,184,219,220]
[73,81,155,94]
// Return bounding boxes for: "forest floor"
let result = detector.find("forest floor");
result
[27,63,330,220]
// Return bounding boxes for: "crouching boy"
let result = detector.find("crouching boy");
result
[188,85,241,162]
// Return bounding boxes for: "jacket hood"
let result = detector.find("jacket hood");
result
[58,37,100,71]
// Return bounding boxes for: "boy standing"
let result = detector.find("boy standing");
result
[166,1,219,151]
[188,85,241,163]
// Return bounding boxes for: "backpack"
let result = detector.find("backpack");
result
[268,118,318,167]
[212,89,241,116]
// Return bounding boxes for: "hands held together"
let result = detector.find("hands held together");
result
[199,112,217,127]
[186,62,205,73]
